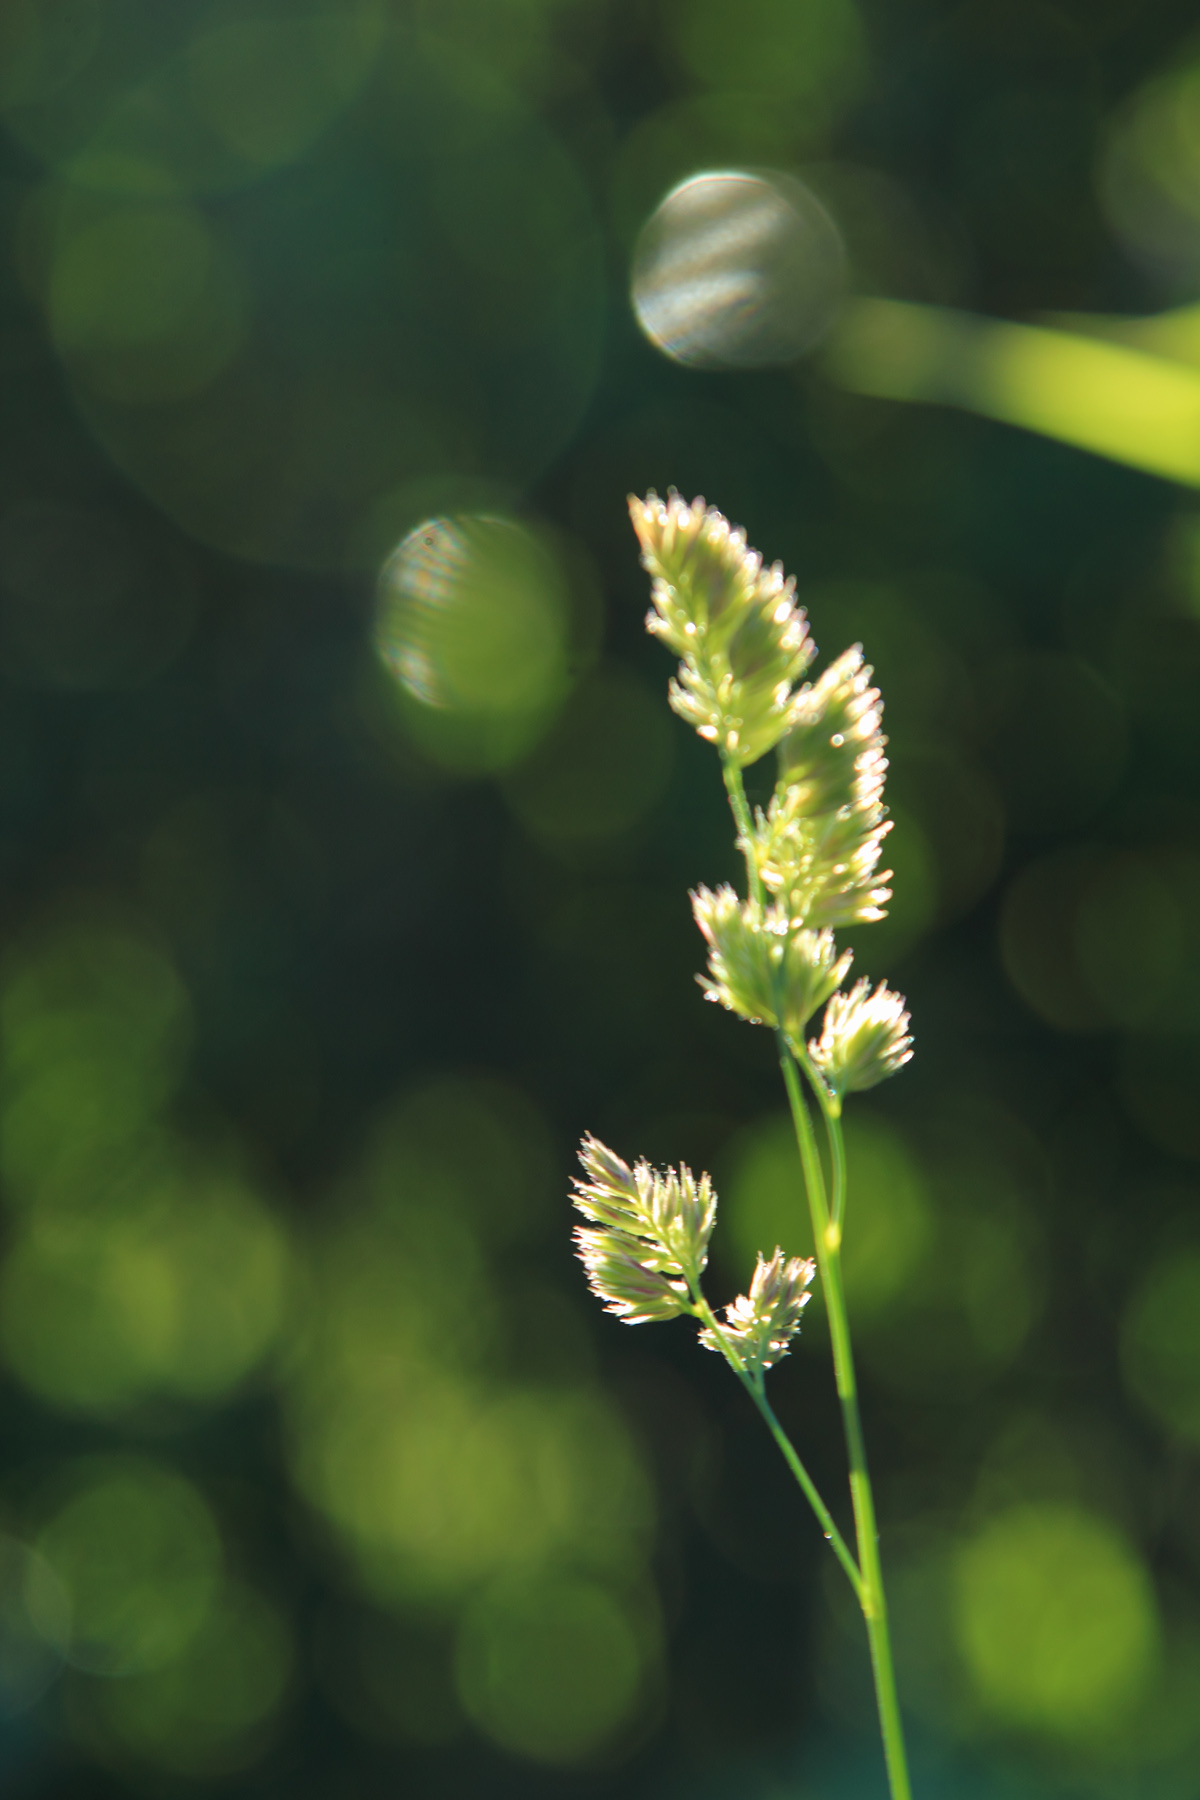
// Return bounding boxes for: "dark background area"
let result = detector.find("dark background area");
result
[3,0,1200,1795]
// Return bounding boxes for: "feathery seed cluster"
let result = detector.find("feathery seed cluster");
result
[630,491,816,766]
[631,490,911,1065]
[571,1137,815,1379]
[752,646,894,930]
[573,492,918,1800]
[698,1248,816,1372]
[691,887,851,1037]
[809,979,914,1104]
[572,493,913,1386]
[572,1134,714,1324]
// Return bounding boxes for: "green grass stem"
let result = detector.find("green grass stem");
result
[722,755,913,1800]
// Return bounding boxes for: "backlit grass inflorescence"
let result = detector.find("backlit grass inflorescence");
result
[808,978,914,1106]
[698,1247,816,1375]
[630,492,816,765]
[691,886,852,1035]
[571,1134,715,1323]
[571,1138,819,1385]
[750,645,894,929]
[572,492,917,1800]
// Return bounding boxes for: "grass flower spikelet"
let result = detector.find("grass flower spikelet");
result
[779,645,887,816]
[692,884,853,1036]
[572,1134,716,1323]
[699,1248,816,1374]
[749,646,894,928]
[808,979,913,1101]
[629,491,816,766]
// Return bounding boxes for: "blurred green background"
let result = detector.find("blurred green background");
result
[2,0,1200,1796]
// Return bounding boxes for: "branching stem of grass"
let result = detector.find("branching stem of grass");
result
[594,496,917,1797]
[685,1283,864,1601]
[724,754,913,1800]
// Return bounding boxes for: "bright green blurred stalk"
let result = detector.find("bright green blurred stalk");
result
[825,296,1200,488]
[573,495,916,1800]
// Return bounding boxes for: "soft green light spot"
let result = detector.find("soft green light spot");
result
[47,198,246,403]
[848,802,936,967]
[455,1571,648,1764]
[80,1581,293,1776]
[667,0,864,106]
[37,1458,221,1677]
[0,925,187,1094]
[0,920,287,1415]
[285,1082,654,1605]
[290,1369,654,1604]
[359,1074,555,1244]
[1101,54,1200,280]
[954,1502,1160,1739]
[720,1110,929,1318]
[0,1162,291,1413]
[838,1114,932,1317]
[1075,856,1185,1026]
[502,668,675,849]
[0,924,190,1212]
[0,0,103,112]
[187,8,382,172]
[375,515,573,773]
[0,1537,71,1716]
[1121,1250,1200,1442]
[720,1112,815,1276]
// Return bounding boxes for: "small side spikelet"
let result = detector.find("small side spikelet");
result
[749,646,894,929]
[572,1134,715,1323]
[808,979,913,1102]
[779,646,887,816]
[629,492,816,766]
[692,885,853,1037]
[700,1248,816,1374]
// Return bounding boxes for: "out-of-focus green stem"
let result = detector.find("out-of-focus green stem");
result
[824,295,1200,489]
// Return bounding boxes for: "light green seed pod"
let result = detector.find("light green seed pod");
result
[630,491,815,767]
[749,645,894,928]
[808,978,913,1104]
[691,885,853,1037]
[699,1247,816,1375]
[571,1135,716,1322]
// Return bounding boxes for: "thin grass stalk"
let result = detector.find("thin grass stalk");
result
[725,755,911,1800]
